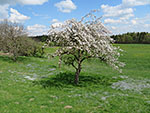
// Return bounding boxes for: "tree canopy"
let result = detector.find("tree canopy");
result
[48,10,125,84]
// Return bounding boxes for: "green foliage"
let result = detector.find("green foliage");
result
[30,35,48,42]
[0,36,45,60]
[17,37,45,58]
[30,35,61,47]
[62,55,76,66]
[111,32,150,44]
[0,20,45,61]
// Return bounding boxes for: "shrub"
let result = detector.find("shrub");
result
[17,37,45,58]
[0,19,45,61]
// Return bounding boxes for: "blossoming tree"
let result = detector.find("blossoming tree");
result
[48,10,124,84]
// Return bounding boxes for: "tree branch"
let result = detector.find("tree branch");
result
[71,62,77,70]
[81,55,92,63]
[74,54,79,61]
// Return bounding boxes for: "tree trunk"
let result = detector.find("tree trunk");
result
[74,63,81,85]
[12,53,17,61]
[58,56,62,68]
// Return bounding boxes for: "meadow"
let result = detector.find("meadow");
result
[0,44,150,113]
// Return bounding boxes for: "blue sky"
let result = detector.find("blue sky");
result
[0,0,150,36]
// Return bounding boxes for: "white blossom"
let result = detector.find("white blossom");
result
[48,10,124,73]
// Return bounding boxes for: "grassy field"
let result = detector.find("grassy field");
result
[0,44,150,113]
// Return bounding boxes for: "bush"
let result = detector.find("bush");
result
[0,19,45,61]
[17,37,45,58]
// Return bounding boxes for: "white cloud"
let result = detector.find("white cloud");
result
[131,20,137,25]
[144,24,150,28]
[0,0,48,5]
[51,22,63,27]
[0,0,14,5]
[0,1,49,36]
[19,0,48,5]
[111,26,117,30]
[107,15,150,34]
[134,15,150,24]
[101,0,150,34]
[101,0,150,20]
[27,24,49,36]
[32,12,51,19]
[50,19,63,27]
[32,12,40,16]
[104,18,122,24]
[0,4,9,19]
[55,0,77,13]
[9,8,30,23]
[120,13,134,20]
[0,0,48,21]
[123,0,150,7]
[101,4,134,19]
[51,19,59,23]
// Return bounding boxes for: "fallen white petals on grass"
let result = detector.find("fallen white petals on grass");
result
[49,68,56,71]
[101,93,128,101]
[119,75,128,79]
[112,78,150,92]
[101,96,107,100]
[24,76,36,81]
[112,75,128,79]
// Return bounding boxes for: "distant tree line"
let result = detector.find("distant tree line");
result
[111,32,150,44]
[30,32,150,44]
[30,35,59,46]
[29,35,48,42]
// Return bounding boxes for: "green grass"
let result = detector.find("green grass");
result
[0,44,150,113]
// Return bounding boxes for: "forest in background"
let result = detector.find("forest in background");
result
[111,32,150,44]
[30,32,150,44]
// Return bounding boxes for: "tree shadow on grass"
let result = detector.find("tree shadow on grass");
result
[34,72,121,88]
